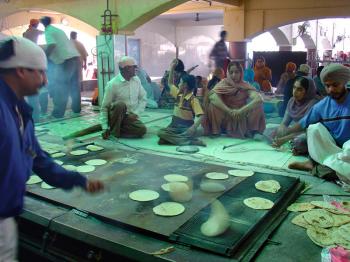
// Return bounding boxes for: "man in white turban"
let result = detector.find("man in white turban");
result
[279,63,350,184]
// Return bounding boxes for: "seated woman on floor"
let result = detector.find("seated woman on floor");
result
[202,61,266,138]
[271,77,319,154]
[157,59,205,146]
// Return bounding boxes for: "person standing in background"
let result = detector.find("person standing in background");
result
[70,31,88,80]
[210,30,230,70]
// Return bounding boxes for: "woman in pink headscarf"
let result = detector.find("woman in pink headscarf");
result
[271,76,319,153]
[275,62,296,94]
[202,61,266,138]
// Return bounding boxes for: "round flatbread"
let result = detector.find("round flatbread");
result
[164,174,188,182]
[291,213,310,228]
[26,175,42,185]
[287,202,315,212]
[85,159,107,166]
[52,152,66,158]
[70,149,89,156]
[86,145,104,151]
[205,172,229,180]
[76,165,96,173]
[129,190,159,202]
[331,213,350,227]
[333,227,350,249]
[153,202,185,216]
[337,224,350,242]
[62,165,77,171]
[243,197,274,210]
[303,209,334,228]
[255,180,281,193]
[306,227,335,247]
[200,181,226,193]
[41,182,55,189]
[176,145,199,154]
[310,201,337,210]
[228,170,254,177]
[54,160,64,165]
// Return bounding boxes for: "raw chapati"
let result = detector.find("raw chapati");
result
[54,160,64,165]
[26,175,42,185]
[168,182,192,202]
[52,152,66,158]
[176,145,199,154]
[287,202,315,212]
[205,172,229,180]
[291,213,310,228]
[161,182,188,192]
[228,169,254,177]
[76,165,96,173]
[129,190,159,202]
[255,180,281,193]
[86,145,104,151]
[164,174,188,182]
[41,182,55,189]
[62,165,77,171]
[153,202,185,216]
[70,149,89,156]
[85,159,107,166]
[115,158,138,164]
[200,181,226,193]
[306,227,335,247]
[200,200,230,237]
[303,209,334,228]
[243,197,274,210]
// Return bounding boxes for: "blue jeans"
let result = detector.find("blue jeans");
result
[26,90,48,122]
[49,57,81,118]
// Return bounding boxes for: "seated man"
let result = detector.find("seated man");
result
[158,59,205,146]
[284,64,350,184]
[202,61,265,138]
[100,56,147,139]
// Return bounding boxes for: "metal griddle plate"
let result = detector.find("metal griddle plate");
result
[26,147,245,237]
[171,173,303,259]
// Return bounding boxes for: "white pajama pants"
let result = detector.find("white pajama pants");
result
[0,217,17,262]
[307,123,350,184]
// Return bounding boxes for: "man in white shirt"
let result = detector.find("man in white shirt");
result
[40,16,81,118]
[100,56,147,139]
[70,31,88,80]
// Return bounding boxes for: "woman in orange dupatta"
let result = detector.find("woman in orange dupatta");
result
[202,61,266,138]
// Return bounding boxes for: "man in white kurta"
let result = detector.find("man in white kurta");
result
[100,56,147,139]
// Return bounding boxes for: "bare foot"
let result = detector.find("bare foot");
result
[288,160,314,171]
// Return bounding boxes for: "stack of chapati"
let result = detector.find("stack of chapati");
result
[289,200,350,249]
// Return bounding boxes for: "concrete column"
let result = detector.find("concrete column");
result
[229,41,247,62]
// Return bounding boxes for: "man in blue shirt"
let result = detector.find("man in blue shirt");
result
[277,63,350,183]
[0,37,104,261]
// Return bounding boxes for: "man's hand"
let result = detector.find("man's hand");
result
[85,180,104,193]
[272,137,287,148]
[276,125,287,138]
[102,129,111,140]
[229,108,245,120]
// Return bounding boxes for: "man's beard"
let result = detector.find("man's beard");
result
[329,88,347,100]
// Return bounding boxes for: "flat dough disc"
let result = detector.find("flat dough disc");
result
[291,213,310,228]
[153,202,185,216]
[303,209,334,228]
[243,197,274,210]
[52,152,66,158]
[306,227,335,247]
[176,145,199,154]
[287,202,315,212]
[86,145,104,151]
[200,181,226,193]
[26,175,42,185]
[41,182,55,189]
[255,180,281,193]
[76,165,96,173]
[164,174,188,182]
[115,158,138,164]
[85,159,107,166]
[129,189,159,202]
[161,182,189,192]
[228,169,254,177]
[54,160,64,165]
[205,172,229,180]
[62,165,77,171]
[70,149,89,156]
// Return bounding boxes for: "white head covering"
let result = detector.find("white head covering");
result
[298,64,310,74]
[118,56,137,69]
[0,37,47,70]
[320,63,350,85]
